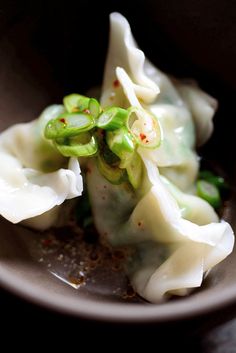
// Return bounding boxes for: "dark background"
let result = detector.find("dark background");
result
[0,0,236,350]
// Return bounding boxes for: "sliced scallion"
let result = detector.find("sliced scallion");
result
[126,107,162,149]
[63,94,90,113]
[126,152,143,189]
[55,134,98,157]
[96,107,128,130]
[106,126,135,161]
[199,170,227,190]
[197,179,221,208]
[44,112,95,139]
[88,98,101,119]
[97,154,126,185]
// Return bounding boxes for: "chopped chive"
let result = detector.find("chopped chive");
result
[55,134,98,157]
[96,107,128,130]
[44,112,95,139]
[197,179,221,208]
[63,94,90,113]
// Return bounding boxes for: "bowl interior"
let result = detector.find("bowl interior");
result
[0,0,236,323]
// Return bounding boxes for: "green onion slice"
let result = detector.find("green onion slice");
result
[199,170,227,190]
[97,153,126,185]
[63,94,90,113]
[126,107,162,149]
[45,112,95,139]
[97,107,128,130]
[54,134,98,157]
[106,126,135,161]
[197,179,221,208]
[126,152,143,189]
[88,98,101,119]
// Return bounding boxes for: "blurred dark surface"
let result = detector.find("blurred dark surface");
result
[0,0,236,350]
[1,285,236,352]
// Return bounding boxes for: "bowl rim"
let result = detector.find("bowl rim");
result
[1,263,236,323]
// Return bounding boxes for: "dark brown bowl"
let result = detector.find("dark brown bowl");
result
[0,0,236,330]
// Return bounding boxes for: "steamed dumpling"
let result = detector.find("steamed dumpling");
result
[0,105,83,230]
[85,12,234,302]
[87,155,234,302]
[101,13,218,191]
[177,81,218,146]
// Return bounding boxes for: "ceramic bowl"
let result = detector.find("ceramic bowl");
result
[0,0,236,330]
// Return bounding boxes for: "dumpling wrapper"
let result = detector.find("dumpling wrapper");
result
[0,105,83,230]
[130,156,234,302]
[85,12,235,302]
[87,156,234,302]
[101,13,218,190]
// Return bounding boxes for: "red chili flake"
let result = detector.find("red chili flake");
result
[140,133,146,141]
[83,109,90,114]
[113,79,120,88]
[42,238,52,246]
[59,118,66,124]
[138,222,142,227]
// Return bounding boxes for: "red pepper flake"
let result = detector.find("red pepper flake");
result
[113,79,120,88]
[42,238,52,246]
[140,133,146,141]
[138,221,145,229]
[83,109,90,114]
[59,118,66,124]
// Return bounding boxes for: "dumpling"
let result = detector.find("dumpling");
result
[87,151,233,302]
[177,81,218,146]
[101,12,211,191]
[0,105,83,230]
[85,12,234,302]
